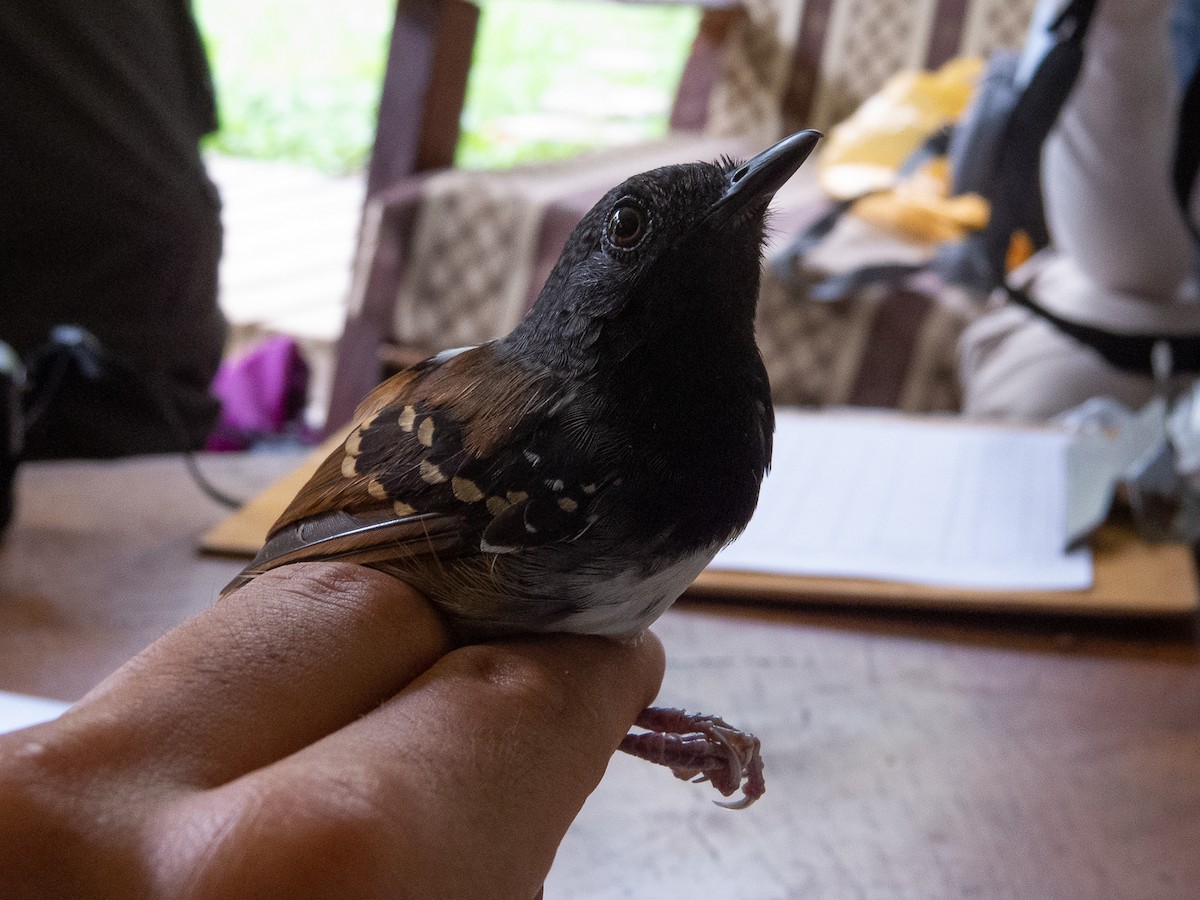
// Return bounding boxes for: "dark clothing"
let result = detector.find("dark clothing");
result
[0,0,225,457]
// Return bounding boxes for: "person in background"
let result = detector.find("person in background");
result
[958,0,1200,421]
[0,0,226,458]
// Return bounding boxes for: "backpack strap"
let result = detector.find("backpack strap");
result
[773,0,1100,299]
[771,0,1200,378]
[998,0,1200,378]
[978,0,1098,284]
[1004,281,1200,375]
[769,127,953,287]
[1173,63,1200,243]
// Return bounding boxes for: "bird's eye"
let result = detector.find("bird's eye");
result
[606,203,645,249]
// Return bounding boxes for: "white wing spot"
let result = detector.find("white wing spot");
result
[367,477,388,500]
[452,477,484,503]
[430,345,475,365]
[393,500,417,517]
[558,497,578,512]
[340,455,358,478]
[398,406,416,432]
[419,460,447,484]
[417,417,435,447]
[480,537,518,554]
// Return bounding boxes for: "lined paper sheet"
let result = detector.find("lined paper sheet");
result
[712,411,1093,591]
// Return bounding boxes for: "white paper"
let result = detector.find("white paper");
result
[712,411,1094,591]
[0,690,69,735]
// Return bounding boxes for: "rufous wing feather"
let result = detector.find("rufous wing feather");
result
[222,344,573,597]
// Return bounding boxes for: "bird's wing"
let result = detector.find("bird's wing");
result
[222,344,604,594]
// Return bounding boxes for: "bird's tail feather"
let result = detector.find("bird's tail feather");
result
[219,508,456,598]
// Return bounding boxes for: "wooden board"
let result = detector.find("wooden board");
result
[694,524,1198,616]
[10,454,1200,899]
[199,428,350,558]
[201,431,1199,617]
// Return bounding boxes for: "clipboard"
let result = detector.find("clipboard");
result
[693,525,1197,616]
[201,423,1199,618]
[200,428,349,559]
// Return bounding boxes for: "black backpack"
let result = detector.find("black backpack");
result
[777,0,1200,376]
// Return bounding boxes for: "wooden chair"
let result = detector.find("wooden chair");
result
[326,0,1036,427]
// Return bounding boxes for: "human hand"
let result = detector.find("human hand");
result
[0,564,664,899]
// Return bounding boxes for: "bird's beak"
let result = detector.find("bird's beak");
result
[702,129,822,229]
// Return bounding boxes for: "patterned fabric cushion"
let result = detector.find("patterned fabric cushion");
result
[708,0,1036,135]
[755,173,984,412]
[757,273,982,412]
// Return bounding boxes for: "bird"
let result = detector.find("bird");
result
[224,130,822,807]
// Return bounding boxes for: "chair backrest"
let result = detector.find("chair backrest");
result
[363,0,1038,202]
[328,0,1039,427]
[704,0,1037,142]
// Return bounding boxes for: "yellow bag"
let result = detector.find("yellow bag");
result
[818,57,989,243]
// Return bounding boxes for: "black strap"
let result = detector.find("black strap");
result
[778,0,1099,294]
[897,123,955,177]
[980,0,1098,282]
[772,196,863,266]
[1174,63,1200,244]
[1004,282,1200,375]
[771,127,955,281]
[772,0,1200,373]
[990,0,1200,377]
[22,326,244,507]
[807,262,928,302]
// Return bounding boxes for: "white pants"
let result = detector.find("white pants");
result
[958,0,1200,421]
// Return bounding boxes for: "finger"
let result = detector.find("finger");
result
[43,564,450,791]
[168,631,665,899]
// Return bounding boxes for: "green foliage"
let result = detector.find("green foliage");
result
[457,1,699,169]
[194,0,393,173]
[194,0,698,174]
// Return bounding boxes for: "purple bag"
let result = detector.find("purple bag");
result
[206,336,312,451]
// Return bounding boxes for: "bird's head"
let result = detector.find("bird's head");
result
[507,130,821,373]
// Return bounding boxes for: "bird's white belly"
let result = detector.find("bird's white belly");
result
[552,547,718,637]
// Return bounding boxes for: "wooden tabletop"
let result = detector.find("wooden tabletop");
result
[2,453,1198,899]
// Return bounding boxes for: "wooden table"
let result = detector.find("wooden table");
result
[2,454,1198,898]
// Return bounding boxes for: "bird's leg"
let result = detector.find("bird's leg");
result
[618,706,765,809]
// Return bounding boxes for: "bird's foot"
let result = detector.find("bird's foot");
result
[618,706,765,809]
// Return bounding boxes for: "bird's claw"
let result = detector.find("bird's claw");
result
[618,706,765,808]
